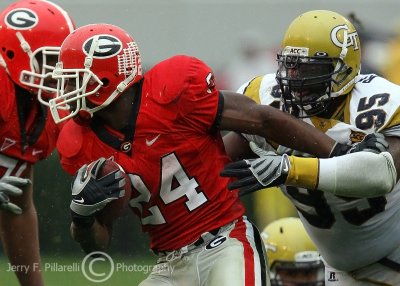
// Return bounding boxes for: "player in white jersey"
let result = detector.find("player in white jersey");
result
[221,10,400,285]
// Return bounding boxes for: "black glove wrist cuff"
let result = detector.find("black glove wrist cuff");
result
[71,211,95,229]
[329,142,351,158]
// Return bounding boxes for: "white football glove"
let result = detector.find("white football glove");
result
[0,176,31,214]
[221,142,290,196]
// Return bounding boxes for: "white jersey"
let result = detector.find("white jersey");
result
[238,73,400,272]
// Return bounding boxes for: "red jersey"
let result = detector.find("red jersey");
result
[0,68,64,165]
[57,55,245,251]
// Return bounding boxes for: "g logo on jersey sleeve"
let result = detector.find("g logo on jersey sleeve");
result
[5,9,38,30]
[82,35,122,59]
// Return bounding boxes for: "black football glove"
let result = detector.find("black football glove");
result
[70,158,126,228]
[0,176,31,215]
[221,142,290,196]
[329,133,388,158]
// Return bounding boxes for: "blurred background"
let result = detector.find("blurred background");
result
[1,0,400,284]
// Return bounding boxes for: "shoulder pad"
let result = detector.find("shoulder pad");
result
[242,76,263,103]
[144,55,209,105]
[237,73,279,107]
[349,75,400,132]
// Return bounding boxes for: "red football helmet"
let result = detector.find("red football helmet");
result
[49,23,143,123]
[0,0,75,105]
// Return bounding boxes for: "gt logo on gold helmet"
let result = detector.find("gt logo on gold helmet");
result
[276,10,361,118]
[331,24,360,51]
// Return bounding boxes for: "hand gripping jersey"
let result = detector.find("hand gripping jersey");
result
[0,68,64,165]
[238,73,400,271]
[57,55,245,251]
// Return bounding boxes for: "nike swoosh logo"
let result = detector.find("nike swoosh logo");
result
[32,149,43,156]
[73,198,85,204]
[146,134,161,146]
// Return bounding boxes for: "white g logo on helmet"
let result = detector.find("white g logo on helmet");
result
[5,8,38,30]
[82,35,123,59]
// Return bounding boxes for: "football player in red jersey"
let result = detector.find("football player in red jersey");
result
[48,23,350,286]
[0,1,75,285]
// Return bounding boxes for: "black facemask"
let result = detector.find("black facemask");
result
[276,54,348,118]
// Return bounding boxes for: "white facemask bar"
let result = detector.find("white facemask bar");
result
[49,66,103,123]
[49,35,103,123]
[20,46,61,106]
[12,32,63,106]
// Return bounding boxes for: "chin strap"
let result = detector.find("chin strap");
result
[81,36,101,115]
[104,41,141,107]
[0,54,8,72]
[16,32,39,73]
[330,25,360,98]
[332,26,348,83]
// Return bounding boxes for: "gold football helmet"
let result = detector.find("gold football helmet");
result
[262,217,324,285]
[276,10,361,117]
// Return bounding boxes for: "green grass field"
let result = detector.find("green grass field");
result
[0,255,155,286]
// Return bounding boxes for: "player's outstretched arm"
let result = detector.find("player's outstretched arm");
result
[220,91,335,158]
[222,133,398,197]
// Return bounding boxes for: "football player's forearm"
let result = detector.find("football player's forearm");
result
[70,220,111,253]
[286,152,397,197]
[257,104,336,158]
[220,91,335,158]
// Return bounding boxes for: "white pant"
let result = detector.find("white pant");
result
[324,245,400,286]
[139,217,270,286]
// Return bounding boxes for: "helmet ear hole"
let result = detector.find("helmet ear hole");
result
[6,50,14,60]
[101,78,110,87]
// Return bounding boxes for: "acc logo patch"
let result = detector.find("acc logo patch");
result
[282,46,309,56]
[5,8,38,30]
[83,35,122,59]
[205,236,227,250]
